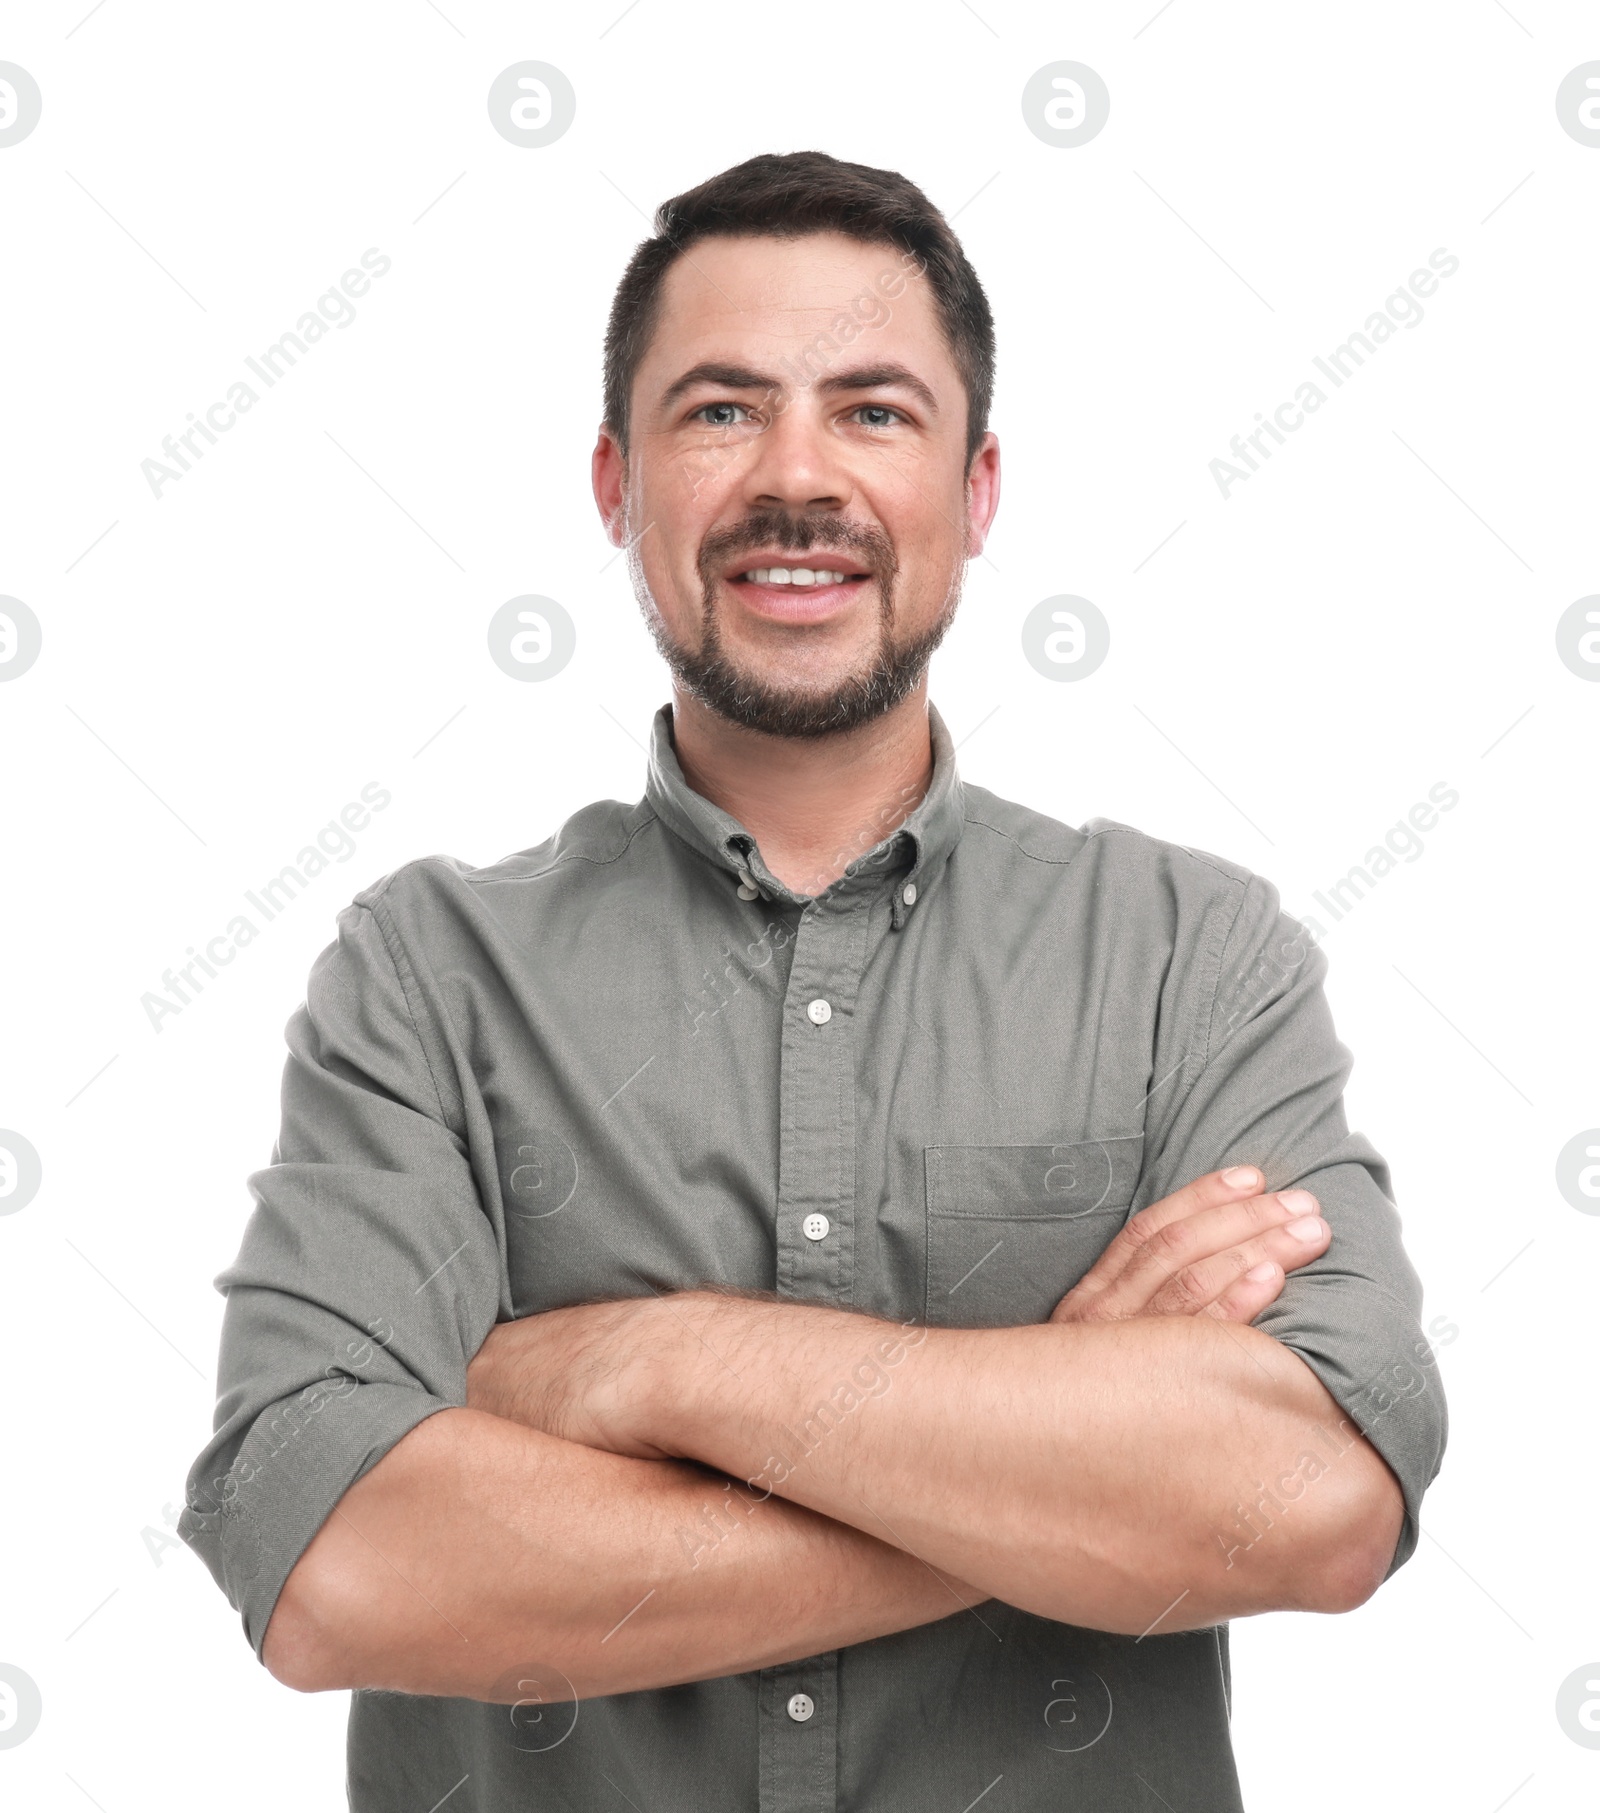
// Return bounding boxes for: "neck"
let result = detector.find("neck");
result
[668,684,935,897]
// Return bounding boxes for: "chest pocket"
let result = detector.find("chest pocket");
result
[924,1136,1144,1326]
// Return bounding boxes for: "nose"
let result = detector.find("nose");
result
[739,389,857,518]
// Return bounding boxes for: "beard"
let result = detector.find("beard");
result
[638,507,961,740]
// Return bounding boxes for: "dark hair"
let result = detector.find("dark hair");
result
[603,151,996,468]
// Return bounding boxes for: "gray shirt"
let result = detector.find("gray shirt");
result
[182,703,1446,1812]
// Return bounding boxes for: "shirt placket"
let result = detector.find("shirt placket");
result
[758,887,872,1813]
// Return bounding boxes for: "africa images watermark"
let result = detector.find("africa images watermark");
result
[1209,247,1460,499]
[140,781,390,1031]
[680,247,929,504]
[1210,778,1461,1044]
[1295,780,1459,942]
[1213,1318,1452,1572]
[140,247,392,499]
[184,1314,398,1529]
[674,1317,929,1569]
[683,915,793,1036]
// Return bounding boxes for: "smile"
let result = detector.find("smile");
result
[732,567,865,587]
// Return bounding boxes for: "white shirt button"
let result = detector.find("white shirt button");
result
[901,883,918,906]
[787,1692,815,1722]
[802,1213,830,1242]
[806,998,832,1025]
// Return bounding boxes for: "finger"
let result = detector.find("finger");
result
[1072,1187,1321,1320]
[1141,1212,1329,1317]
[1124,1164,1268,1243]
[1063,1165,1268,1307]
[1205,1260,1284,1324]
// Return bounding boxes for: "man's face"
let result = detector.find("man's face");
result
[593,231,1000,737]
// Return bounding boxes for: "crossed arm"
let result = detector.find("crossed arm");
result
[262,1166,1404,1701]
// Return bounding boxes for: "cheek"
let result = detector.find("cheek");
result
[629,468,720,590]
[863,452,969,536]
[635,536,708,632]
[877,498,967,586]
[647,432,753,521]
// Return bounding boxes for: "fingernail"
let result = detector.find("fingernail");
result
[1245,1261,1278,1281]
[1222,1166,1260,1189]
[1286,1216,1326,1242]
[1277,1189,1316,1216]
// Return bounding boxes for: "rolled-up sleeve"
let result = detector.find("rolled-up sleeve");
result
[1137,869,1448,1574]
[179,895,502,1657]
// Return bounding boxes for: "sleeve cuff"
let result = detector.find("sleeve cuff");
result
[179,1379,455,1660]
[1273,1329,1448,1578]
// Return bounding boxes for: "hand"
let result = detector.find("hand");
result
[1050,1166,1329,1326]
[465,1294,679,1459]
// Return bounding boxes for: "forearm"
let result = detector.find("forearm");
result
[263,1405,985,1700]
[634,1295,1402,1634]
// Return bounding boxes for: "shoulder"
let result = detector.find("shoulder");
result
[961,783,1259,907]
[955,786,1316,1000]
[350,797,658,920]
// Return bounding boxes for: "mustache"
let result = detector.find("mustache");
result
[698,510,898,582]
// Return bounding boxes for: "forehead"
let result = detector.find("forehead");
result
[639,230,955,386]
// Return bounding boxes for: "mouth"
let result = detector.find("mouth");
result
[719,555,875,623]
[730,562,870,587]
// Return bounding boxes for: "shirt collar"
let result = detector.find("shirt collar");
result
[643,702,966,925]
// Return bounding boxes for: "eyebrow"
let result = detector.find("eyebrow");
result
[818,363,940,415]
[658,363,772,410]
[658,359,940,416]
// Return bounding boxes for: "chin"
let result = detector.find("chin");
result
[681,659,928,740]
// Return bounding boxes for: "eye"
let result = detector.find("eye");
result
[852,404,904,429]
[693,401,751,428]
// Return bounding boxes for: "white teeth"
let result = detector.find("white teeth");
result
[740,567,852,586]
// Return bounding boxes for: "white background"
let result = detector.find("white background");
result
[2,1,1597,1808]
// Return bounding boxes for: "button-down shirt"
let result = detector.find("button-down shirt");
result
[182,703,1446,1811]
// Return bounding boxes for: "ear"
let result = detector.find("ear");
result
[964,432,1001,558]
[592,427,628,547]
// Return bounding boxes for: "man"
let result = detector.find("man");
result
[182,152,1446,1810]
